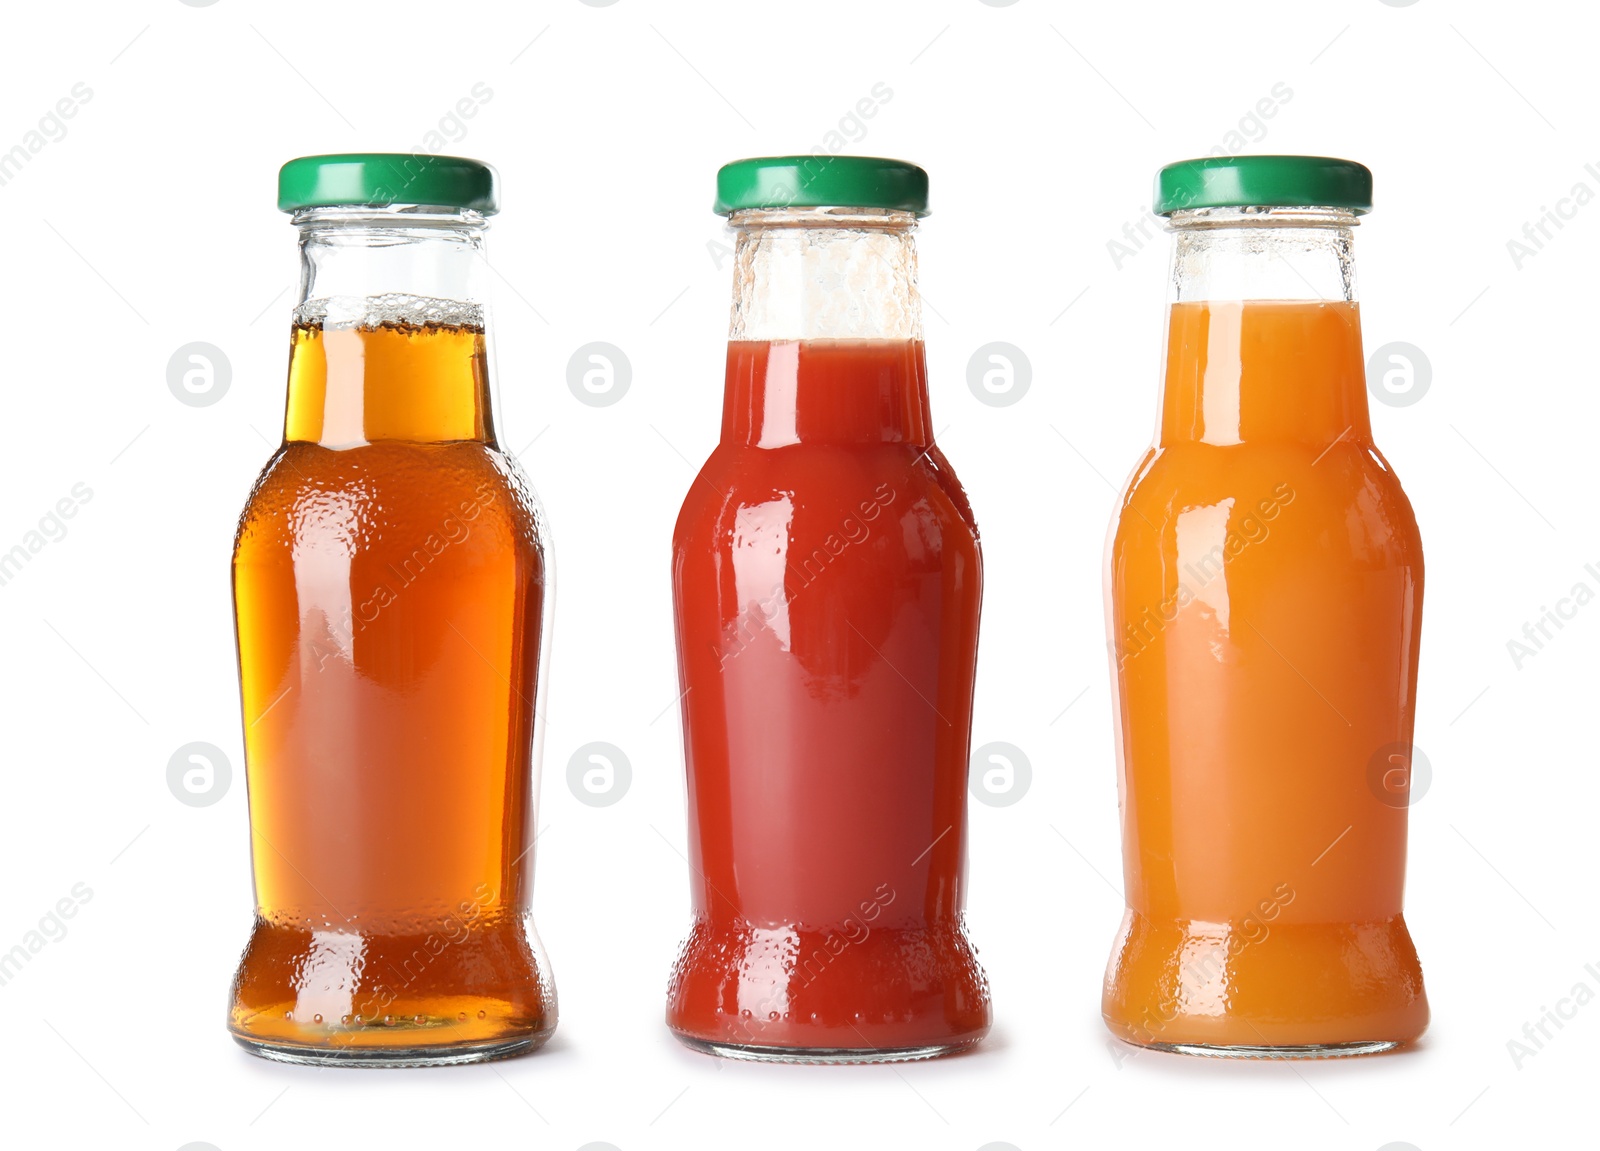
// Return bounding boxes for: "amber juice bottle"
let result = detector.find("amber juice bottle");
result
[229,155,555,1066]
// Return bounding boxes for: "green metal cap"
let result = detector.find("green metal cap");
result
[1154,155,1372,216]
[715,155,929,216]
[277,153,499,214]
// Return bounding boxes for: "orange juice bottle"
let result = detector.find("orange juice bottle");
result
[1103,156,1429,1056]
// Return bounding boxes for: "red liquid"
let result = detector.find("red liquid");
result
[667,340,991,1055]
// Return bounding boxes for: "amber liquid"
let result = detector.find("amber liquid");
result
[229,316,554,1063]
[1104,301,1427,1052]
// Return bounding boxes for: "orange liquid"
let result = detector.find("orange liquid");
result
[1104,301,1428,1050]
[667,341,991,1056]
[229,319,554,1061]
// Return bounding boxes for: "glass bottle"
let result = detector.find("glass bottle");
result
[229,154,556,1066]
[666,156,991,1062]
[1103,156,1428,1056]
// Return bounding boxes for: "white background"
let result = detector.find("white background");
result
[1,1,1594,1148]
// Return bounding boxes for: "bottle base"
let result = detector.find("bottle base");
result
[1139,1039,1401,1060]
[1102,909,1428,1050]
[672,1033,980,1065]
[232,1030,549,1068]
[666,917,991,1058]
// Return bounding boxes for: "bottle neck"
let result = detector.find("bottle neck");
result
[722,208,930,446]
[1159,207,1371,447]
[283,207,498,448]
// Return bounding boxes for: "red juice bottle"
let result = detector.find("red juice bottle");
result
[666,157,991,1062]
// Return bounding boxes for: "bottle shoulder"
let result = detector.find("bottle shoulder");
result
[1114,439,1421,565]
[234,440,546,559]
[673,443,980,557]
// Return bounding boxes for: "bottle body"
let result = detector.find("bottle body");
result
[667,207,990,1061]
[229,210,555,1066]
[1104,211,1428,1055]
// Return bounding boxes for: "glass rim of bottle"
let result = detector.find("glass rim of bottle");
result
[1154,155,1372,217]
[715,155,930,217]
[1164,205,1363,231]
[278,153,500,216]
